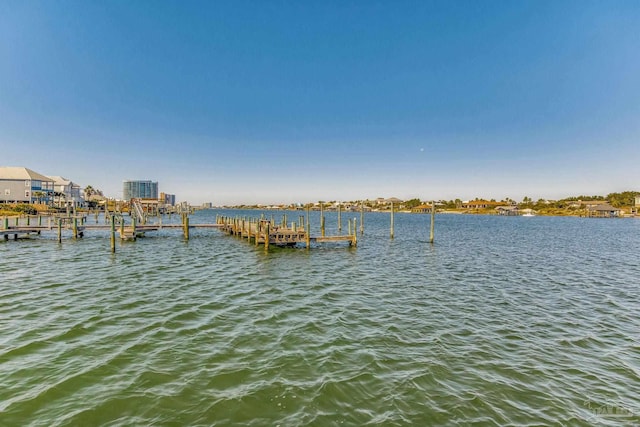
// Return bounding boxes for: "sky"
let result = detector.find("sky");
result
[1,0,639,205]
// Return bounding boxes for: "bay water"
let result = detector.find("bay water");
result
[1,210,639,425]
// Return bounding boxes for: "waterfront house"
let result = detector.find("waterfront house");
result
[411,204,434,213]
[587,203,622,218]
[495,206,519,216]
[462,200,501,210]
[0,166,54,204]
[47,176,84,208]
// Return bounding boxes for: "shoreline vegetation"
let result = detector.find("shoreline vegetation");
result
[4,191,638,218]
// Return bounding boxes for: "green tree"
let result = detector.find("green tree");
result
[404,198,422,209]
[606,191,640,208]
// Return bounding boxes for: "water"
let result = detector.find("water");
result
[1,210,639,426]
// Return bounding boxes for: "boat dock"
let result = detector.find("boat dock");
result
[1,211,357,251]
[216,214,357,249]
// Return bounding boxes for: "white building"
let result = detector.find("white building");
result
[47,176,84,208]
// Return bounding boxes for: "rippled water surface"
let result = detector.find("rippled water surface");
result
[1,210,639,426]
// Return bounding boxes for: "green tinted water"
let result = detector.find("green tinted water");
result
[1,211,639,425]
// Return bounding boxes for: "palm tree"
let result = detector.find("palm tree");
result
[32,191,45,204]
[84,185,94,200]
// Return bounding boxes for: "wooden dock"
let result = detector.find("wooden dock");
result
[1,212,357,251]
[216,215,357,249]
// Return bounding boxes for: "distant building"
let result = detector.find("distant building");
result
[48,176,83,207]
[495,206,519,216]
[160,192,175,206]
[587,203,622,218]
[411,204,434,213]
[201,202,213,209]
[123,180,158,201]
[461,200,501,209]
[0,166,54,204]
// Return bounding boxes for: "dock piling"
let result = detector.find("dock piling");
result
[110,216,116,252]
[429,200,435,244]
[390,202,395,239]
[352,218,358,247]
[306,207,311,249]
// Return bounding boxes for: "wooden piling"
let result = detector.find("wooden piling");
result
[256,220,260,246]
[390,202,395,239]
[360,202,364,235]
[338,203,342,232]
[183,215,189,240]
[73,217,78,239]
[110,216,116,253]
[429,200,435,244]
[352,218,358,247]
[264,222,270,251]
[57,219,62,243]
[306,207,311,249]
[320,203,325,237]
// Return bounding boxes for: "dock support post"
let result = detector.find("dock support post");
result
[429,201,435,244]
[264,222,270,251]
[360,202,364,235]
[348,218,352,235]
[390,202,395,239]
[184,215,189,240]
[352,218,358,247]
[320,203,324,237]
[73,217,78,239]
[57,219,62,243]
[338,203,342,232]
[306,207,310,249]
[38,215,42,226]
[110,216,116,253]
[27,216,30,226]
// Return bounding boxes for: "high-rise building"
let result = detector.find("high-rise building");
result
[160,192,176,206]
[123,180,158,200]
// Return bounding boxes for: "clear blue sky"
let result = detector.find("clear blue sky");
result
[1,1,638,205]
